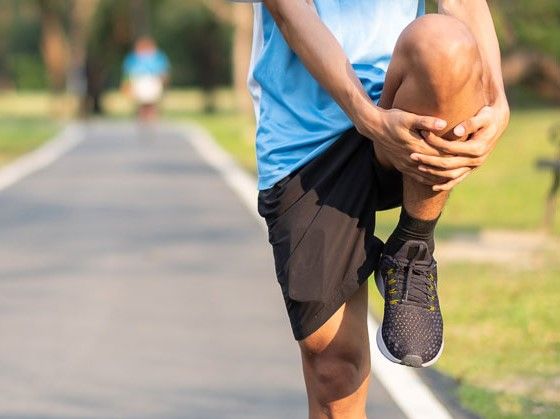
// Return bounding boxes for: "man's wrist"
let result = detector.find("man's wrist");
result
[493,91,510,123]
[353,101,384,138]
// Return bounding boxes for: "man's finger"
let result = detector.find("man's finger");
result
[402,164,442,185]
[413,173,442,186]
[433,171,471,192]
[419,165,471,180]
[408,131,443,156]
[468,124,498,144]
[421,131,483,157]
[412,115,447,132]
[411,153,481,170]
[453,106,492,137]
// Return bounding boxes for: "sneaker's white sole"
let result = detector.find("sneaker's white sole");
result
[374,268,444,368]
[375,326,444,368]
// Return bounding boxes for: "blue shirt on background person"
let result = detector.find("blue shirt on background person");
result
[123,37,170,107]
[123,38,169,80]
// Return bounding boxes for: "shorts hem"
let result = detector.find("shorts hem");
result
[291,272,372,341]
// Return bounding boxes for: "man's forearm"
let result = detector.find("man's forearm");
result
[263,0,378,129]
[438,0,507,106]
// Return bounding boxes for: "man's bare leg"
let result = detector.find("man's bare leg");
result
[374,14,486,367]
[378,14,487,221]
[296,14,487,418]
[299,281,370,419]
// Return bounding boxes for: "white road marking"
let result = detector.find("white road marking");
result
[0,123,84,193]
[183,122,453,419]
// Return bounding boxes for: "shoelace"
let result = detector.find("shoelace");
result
[386,260,437,311]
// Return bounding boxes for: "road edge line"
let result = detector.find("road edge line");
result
[0,123,84,193]
[180,122,453,419]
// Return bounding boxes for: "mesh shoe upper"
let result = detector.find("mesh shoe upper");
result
[378,240,443,365]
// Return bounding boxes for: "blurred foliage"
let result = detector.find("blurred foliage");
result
[0,0,232,92]
[80,0,232,113]
[426,0,560,60]
[492,0,560,58]
[7,54,46,89]
[0,0,557,101]
[85,0,231,90]
[0,0,46,89]
[153,0,232,88]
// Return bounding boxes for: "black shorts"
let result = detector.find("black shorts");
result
[257,127,403,340]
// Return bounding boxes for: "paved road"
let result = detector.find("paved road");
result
[0,121,406,418]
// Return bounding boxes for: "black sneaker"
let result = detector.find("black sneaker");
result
[375,240,444,368]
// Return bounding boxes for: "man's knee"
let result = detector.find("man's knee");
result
[300,337,370,403]
[397,14,483,99]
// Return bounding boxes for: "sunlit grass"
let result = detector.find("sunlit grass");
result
[0,117,60,165]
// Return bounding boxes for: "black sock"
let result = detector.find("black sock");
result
[384,207,440,256]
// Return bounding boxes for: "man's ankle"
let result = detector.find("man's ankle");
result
[384,207,440,256]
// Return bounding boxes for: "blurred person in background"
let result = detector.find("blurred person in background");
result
[122,36,170,121]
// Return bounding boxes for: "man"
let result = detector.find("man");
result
[122,36,170,121]
[245,1,509,416]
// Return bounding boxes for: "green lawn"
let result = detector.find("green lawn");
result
[0,117,60,165]
[180,106,560,419]
[183,111,257,173]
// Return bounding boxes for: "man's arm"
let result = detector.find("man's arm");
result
[411,0,510,189]
[263,0,448,183]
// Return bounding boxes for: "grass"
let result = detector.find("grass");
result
[0,117,60,165]
[368,251,560,418]
[175,102,560,418]
[183,111,257,173]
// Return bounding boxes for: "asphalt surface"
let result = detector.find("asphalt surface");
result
[0,121,407,418]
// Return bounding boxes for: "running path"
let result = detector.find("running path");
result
[0,121,408,418]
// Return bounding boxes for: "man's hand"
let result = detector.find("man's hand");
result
[410,98,510,191]
[357,107,452,186]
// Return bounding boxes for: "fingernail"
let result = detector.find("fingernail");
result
[435,119,447,130]
[410,154,419,161]
[454,125,466,136]
[418,165,426,172]
[421,130,428,139]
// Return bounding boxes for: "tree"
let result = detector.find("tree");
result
[232,3,253,114]
[200,0,253,114]
[38,0,68,92]
[68,0,99,115]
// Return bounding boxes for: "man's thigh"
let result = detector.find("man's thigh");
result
[298,280,370,356]
[378,14,486,139]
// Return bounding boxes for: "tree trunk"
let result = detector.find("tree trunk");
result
[232,3,253,115]
[38,0,68,93]
[70,0,99,117]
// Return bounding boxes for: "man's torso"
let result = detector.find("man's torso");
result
[248,1,424,189]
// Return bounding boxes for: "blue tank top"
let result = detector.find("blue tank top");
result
[247,1,424,189]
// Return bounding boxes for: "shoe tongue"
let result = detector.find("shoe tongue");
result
[395,240,430,263]
[408,245,428,260]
